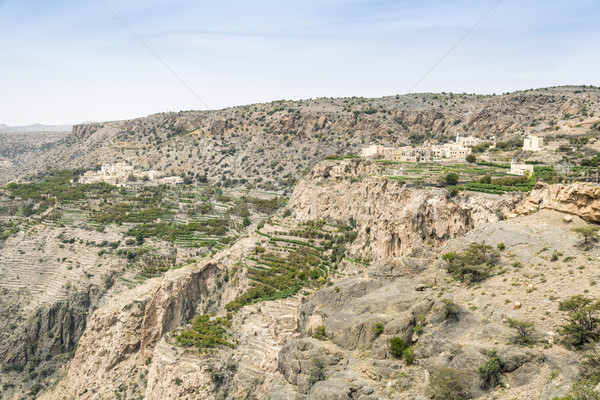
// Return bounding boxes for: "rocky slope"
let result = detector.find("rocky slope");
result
[2,86,600,190]
[288,160,524,260]
[32,165,600,400]
[517,181,600,222]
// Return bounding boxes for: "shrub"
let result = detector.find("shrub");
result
[558,295,600,348]
[466,154,477,163]
[442,243,499,283]
[497,243,505,250]
[313,325,326,340]
[441,299,460,321]
[443,172,459,186]
[389,337,407,358]
[403,346,415,365]
[507,318,536,345]
[573,226,600,246]
[427,367,471,400]
[373,322,384,337]
[478,350,504,389]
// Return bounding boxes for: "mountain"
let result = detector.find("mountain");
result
[0,123,72,133]
[1,86,600,399]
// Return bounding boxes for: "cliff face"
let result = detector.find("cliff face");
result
[517,182,600,222]
[288,160,525,260]
[38,263,225,400]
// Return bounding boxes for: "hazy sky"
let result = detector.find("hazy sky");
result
[1,0,599,125]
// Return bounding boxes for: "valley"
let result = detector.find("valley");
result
[1,86,600,399]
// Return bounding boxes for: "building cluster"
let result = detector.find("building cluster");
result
[78,162,184,186]
[361,134,482,162]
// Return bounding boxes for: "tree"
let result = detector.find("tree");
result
[442,243,500,283]
[443,172,459,186]
[572,225,600,246]
[558,295,600,348]
[507,318,536,345]
[466,154,477,163]
[427,368,471,400]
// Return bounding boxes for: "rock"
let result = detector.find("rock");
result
[517,182,600,223]
[563,215,573,223]
[415,284,428,291]
[513,301,522,310]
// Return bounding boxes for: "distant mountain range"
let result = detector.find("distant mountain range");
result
[0,123,73,133]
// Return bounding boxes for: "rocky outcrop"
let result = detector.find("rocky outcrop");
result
[38,262,226,400]
[289,160,525,260]
[516,182,600,222]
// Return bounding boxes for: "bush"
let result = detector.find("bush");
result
[558,295,600,348]
[466,154,477,163]
[572,226,600,246]
[442,172,459,186]
[497,243,505,250]
[507,318,536,345]
[427,367,471,400]
[389,337,406,358]
[313,325,326,340]
[478,350,504,389]
[373,322,384,337]
[442,243,500,283]
[441,299,460,321]
[403,346,415,365]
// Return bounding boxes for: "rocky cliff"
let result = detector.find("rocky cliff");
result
[517,181,600,222]
[288,160,525,260]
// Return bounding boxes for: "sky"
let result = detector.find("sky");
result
[0,0,599,125]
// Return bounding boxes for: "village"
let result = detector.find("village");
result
[361,133,545,176]
[77,160,184,186]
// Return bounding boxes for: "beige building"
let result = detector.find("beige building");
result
[456,134,481,148]
[523,135,544,151]
[509,161,534,176]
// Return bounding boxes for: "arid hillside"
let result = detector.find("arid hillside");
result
[2,86,600,191]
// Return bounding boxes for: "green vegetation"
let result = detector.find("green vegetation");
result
[389,337,415,365]
[373,322,384,337]
[427,368,471,400]
[442,243,500,283]
[389,337,407,358]
[225,245,327,311]
[174,314,235,349]
[572,226,600,247]
[440,299,460,321]
[478,350,504,389]
[442,172,459,186]
[507,318,536,345]
[127,219,230,242]
[5,170,115,203]
[554,353,600,400]
[313,325,326,340]
[558,295,600,348]
[226,220,356,311]
[0,221,19,240]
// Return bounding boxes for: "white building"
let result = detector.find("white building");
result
[523,135,544,151]
[509,161,534,176]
